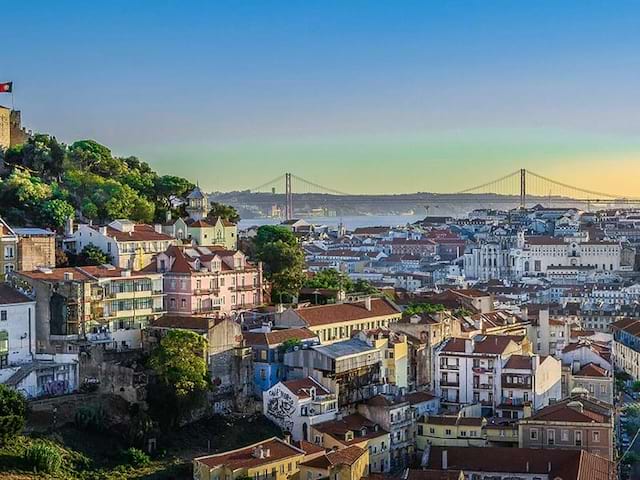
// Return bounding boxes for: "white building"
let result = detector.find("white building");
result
[0,283,79,398]
[263,376,338,442]
[67,219,178,270]
[435,335,561,418]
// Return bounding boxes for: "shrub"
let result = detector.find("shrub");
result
[121,447,150,467]
[75,405,106,432]
[0,384,27,443]
[23,440,63,474]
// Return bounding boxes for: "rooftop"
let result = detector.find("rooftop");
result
[294,298,400,327]
[194,437,304,470]
[0,283,32,305]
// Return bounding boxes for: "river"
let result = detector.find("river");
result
[238,214,427,230]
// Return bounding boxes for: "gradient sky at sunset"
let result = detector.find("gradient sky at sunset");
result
[3,1,640,194]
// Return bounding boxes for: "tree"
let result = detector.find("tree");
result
[350,279,379,294]
[404,303,446,316]
[154,175,194,208]
[305,269,351,291]
[252,226,305,302]
[254,225,297,248]
[206,202,240,224]
[38,199,75,230]
[77,244,111,266]
[0,384,27,443]
[148,330,210,430]
[149,330,209,397]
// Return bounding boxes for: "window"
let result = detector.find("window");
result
[0,311,6,321]
[530,429,538,440]
[547,429,555,445]
[593,431,600,443]
[445,429,452,436]
[575,431,582,446]
[561,429,569,442]
[0,330,8,354]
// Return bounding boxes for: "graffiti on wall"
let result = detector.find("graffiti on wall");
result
[266,387,296,432]
[43,380,69,396]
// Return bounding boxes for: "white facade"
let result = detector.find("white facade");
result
[69,220,177,270]
[263,377,338,442]
[0,290,35,368]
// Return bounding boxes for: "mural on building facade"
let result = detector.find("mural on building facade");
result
[266,387,296,432]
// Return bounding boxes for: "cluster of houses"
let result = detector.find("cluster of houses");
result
[5,198,640,480]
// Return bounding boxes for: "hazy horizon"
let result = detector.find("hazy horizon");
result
[4,1,640,195]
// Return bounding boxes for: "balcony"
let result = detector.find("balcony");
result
[194,288,220,296]
[476,383,494,390]
[440,363,460,370]
[233,284,256,292]
[499,397,528,407]
[440,379,460,387]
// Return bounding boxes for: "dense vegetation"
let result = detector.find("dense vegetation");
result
[250,225,306,302]
[0,135,194,229]
[304,268,378,294]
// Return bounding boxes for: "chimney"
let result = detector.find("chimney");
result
[364,296,372,311]
[166,210,172,223]
[63,272,74,281]
[65,217,74,236]
[442,449,448,470]
[284,433,291,444]
[99,226,107,235]
[154,224,162,234]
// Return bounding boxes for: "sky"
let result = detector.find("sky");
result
[3,1,640,195]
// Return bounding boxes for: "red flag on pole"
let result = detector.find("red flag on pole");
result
[0,82,12,93]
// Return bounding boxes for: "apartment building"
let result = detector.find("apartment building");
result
[518,395,614,460]
[263,377,338,442]
[357,395,414,470]
[390,310,461,390]
[435,336,561,417]
[611,318,640,380]
[146,245,263,316]
[11,265,164,351]
[0,218,18,279]
[275,297,401,345]
[417,415,486,450]
[354,329,409,390]
[67,219,178,270]
[311,413,391,473]
[193,438,306,480]
[299,445,369,480]
[0,282,79,398]
[284,338,383,407]
[14,227,56,271]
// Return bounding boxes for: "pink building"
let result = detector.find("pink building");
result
[145,245,263,317]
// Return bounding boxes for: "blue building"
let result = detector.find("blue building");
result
[243,327,320,397]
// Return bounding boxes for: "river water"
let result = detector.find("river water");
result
[238,214,427,230]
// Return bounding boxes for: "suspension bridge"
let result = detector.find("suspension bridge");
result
[214,169,639,220]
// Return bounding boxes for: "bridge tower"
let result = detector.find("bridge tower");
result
[520,168,526,209]
[285,172,293,220]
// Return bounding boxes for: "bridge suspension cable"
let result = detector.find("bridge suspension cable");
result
[456,170,521,194]
[526,169,620,199]
[290,174,351,196]
[248,174,287,193]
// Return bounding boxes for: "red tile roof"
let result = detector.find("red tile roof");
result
[294,298,400,327]
[527,399,609,424]
[17,265,153,282]
[102,224,174,242]
[151,315,210,332]
[282,377,330,398]
[313,414,388,445]
[425,446,613,480]
[242,328,318,347]
[301,445,366,469]
[0,283,32,305]
[503,355,533,370]
[195,437,304,470]
[574,363,609,378]
[473,335,517,355]
[441,338,467,353]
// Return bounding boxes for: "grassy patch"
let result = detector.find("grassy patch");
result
[0,414,281,479]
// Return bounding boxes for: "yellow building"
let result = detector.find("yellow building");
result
[299,445,368,480]
[355,329,409,389]
[188,217,238,250]
[416,415,487,450]
[193,437,306,480]
[0,218,18,280]
[276,297,402,345]
[311,413,391,473]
